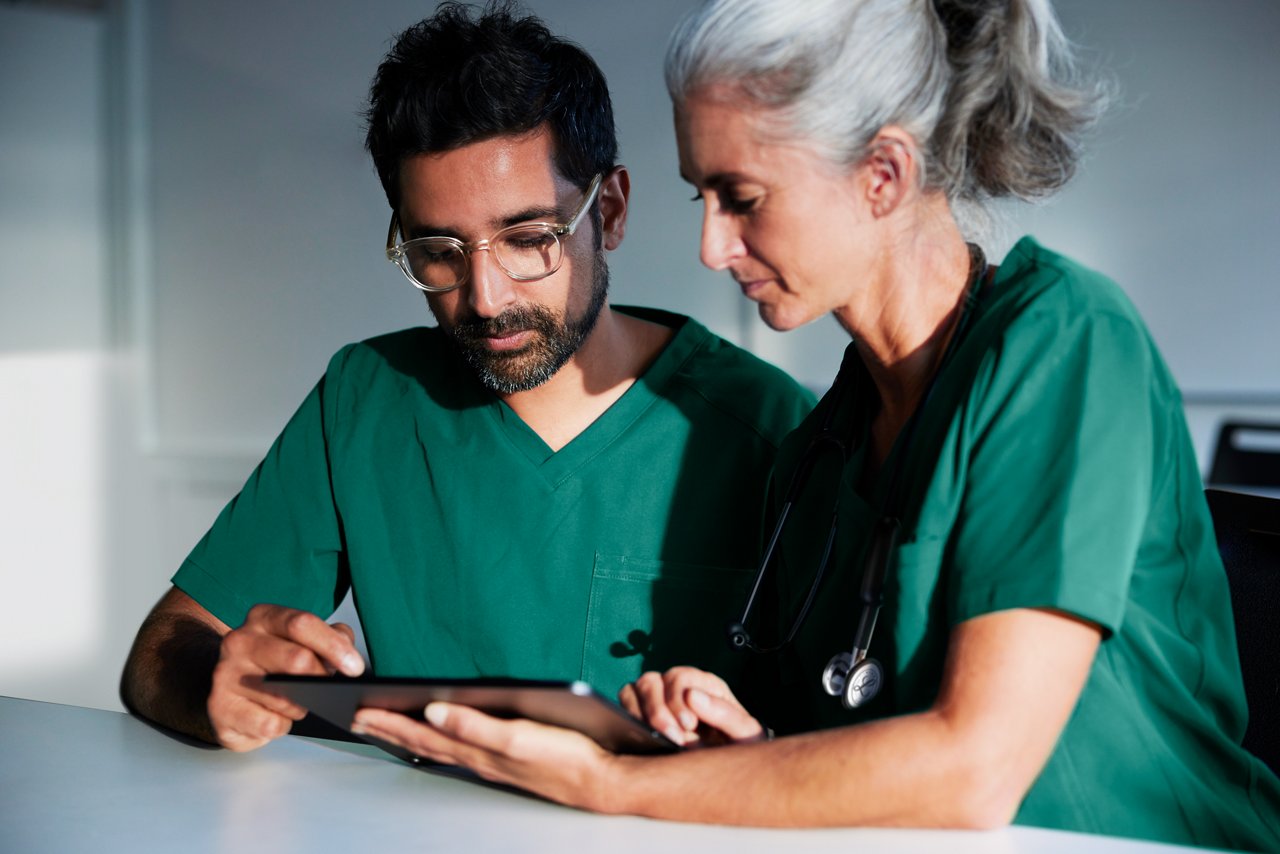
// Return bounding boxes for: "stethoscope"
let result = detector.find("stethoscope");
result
[728,245,987,710]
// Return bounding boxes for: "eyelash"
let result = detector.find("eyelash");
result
[689,190,759,215]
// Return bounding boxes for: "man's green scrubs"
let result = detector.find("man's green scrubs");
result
[757,239,1280,850]
[173,307,814,700]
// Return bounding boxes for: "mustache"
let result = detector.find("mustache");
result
[450,306,556,341]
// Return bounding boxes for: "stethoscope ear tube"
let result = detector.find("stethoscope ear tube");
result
[727,379,851,655]
[853,516,900,651]
[822,516,899,709]
[726,501,839,654]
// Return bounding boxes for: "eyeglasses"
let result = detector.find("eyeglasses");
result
[385,174,603,293]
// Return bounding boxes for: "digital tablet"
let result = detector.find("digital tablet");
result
[263,675,679,758]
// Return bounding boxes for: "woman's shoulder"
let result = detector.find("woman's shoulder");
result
[991,236,1142,326]
[959,236,1175,413]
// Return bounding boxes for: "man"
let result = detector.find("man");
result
[120,2,813,751]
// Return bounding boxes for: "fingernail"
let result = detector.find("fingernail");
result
[678,711,697,730]
[688,689,709,710]
[663,726,686,745]
[424,703,448,727]
[341,653,364,676]
[350,722,367,735]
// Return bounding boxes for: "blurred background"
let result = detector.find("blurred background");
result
[2,0,1278,712]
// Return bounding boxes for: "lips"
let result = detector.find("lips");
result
[734,276,773,298]
[451,305,555,356]
[481,329,533,352]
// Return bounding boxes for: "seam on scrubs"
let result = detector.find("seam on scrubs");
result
[173,557,255,628]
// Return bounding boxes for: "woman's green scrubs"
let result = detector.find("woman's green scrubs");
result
[757,238,1280,849]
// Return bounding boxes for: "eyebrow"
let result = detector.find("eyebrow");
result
[678,169,747,189]
[406,204,564,241]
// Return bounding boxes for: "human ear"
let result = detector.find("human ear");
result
[863,128,918,218]
[598,165,630,250]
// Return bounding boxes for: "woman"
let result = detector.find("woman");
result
[350,0,1280,847]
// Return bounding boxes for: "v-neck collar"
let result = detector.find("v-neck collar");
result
[835,266,996,518]
[484,306,707,488]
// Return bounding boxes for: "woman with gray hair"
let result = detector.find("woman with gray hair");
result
[349,1,1280,846]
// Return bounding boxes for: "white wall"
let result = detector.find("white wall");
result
[0,5,116,708]
[2,0,1277,712]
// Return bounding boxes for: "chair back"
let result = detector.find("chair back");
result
[1204,488,1280,774]
[1208,421,1280,489]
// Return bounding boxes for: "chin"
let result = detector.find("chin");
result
[757,302,817,333]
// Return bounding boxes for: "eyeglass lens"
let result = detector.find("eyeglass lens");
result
[404,225,562,289]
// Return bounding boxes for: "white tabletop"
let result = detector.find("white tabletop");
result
[0,695,1222,854]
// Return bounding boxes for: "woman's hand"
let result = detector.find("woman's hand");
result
[619,667,765,747]
[350,704,624,812]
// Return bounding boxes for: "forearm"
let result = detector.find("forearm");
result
[606,709,1015,828]
[120,610,223,744]
[607,610,1101,827]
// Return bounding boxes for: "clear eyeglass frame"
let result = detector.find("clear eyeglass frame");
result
[384,173,603,293]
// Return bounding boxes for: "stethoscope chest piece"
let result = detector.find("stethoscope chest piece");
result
[822,651,883,709]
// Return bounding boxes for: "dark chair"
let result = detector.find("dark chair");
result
[1204,488,1280,774]
[1208,421,1280,490]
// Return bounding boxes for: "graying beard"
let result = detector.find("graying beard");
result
[455,257,610,394]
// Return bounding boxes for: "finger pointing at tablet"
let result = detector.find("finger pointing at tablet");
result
[209,603,365,752]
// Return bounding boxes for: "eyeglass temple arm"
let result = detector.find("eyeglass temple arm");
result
[559,174,604,236]
[385,211,401,253]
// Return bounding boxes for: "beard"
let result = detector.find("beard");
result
[438,253,610,395]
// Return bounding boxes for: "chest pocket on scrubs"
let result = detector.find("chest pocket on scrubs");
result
[581,554,752,700]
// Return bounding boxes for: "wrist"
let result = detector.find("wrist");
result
[588,752,641,816]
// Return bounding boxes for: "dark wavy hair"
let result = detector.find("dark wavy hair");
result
[365,1,618,211]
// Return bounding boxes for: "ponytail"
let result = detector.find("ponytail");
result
[929,0,1109,202]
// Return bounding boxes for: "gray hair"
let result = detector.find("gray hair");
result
[665,0,1107,213]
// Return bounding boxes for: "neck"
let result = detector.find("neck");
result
[833,216,975,450]
[500,305,672,451]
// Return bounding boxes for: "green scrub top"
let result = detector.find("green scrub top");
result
[173,306,814,700]
[752,239,1279,850]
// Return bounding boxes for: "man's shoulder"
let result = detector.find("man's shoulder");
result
[319,326,462,412]
[326,326,447,376]
[620,305,816,445]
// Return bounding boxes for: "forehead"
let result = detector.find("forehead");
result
[676,94,771,171]
[397,128,570,227]
[675,93,833,185]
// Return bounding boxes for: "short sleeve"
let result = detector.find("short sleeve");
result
[171,353,351,628]
[948,307,1156,634]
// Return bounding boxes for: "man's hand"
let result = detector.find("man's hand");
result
[208,604,365,751]
[619,667,765,747]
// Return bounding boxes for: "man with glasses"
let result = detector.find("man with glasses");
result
[120,2,813,751]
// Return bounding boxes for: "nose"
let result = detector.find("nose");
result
[466,246,518,318]
[699,204,746,271]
